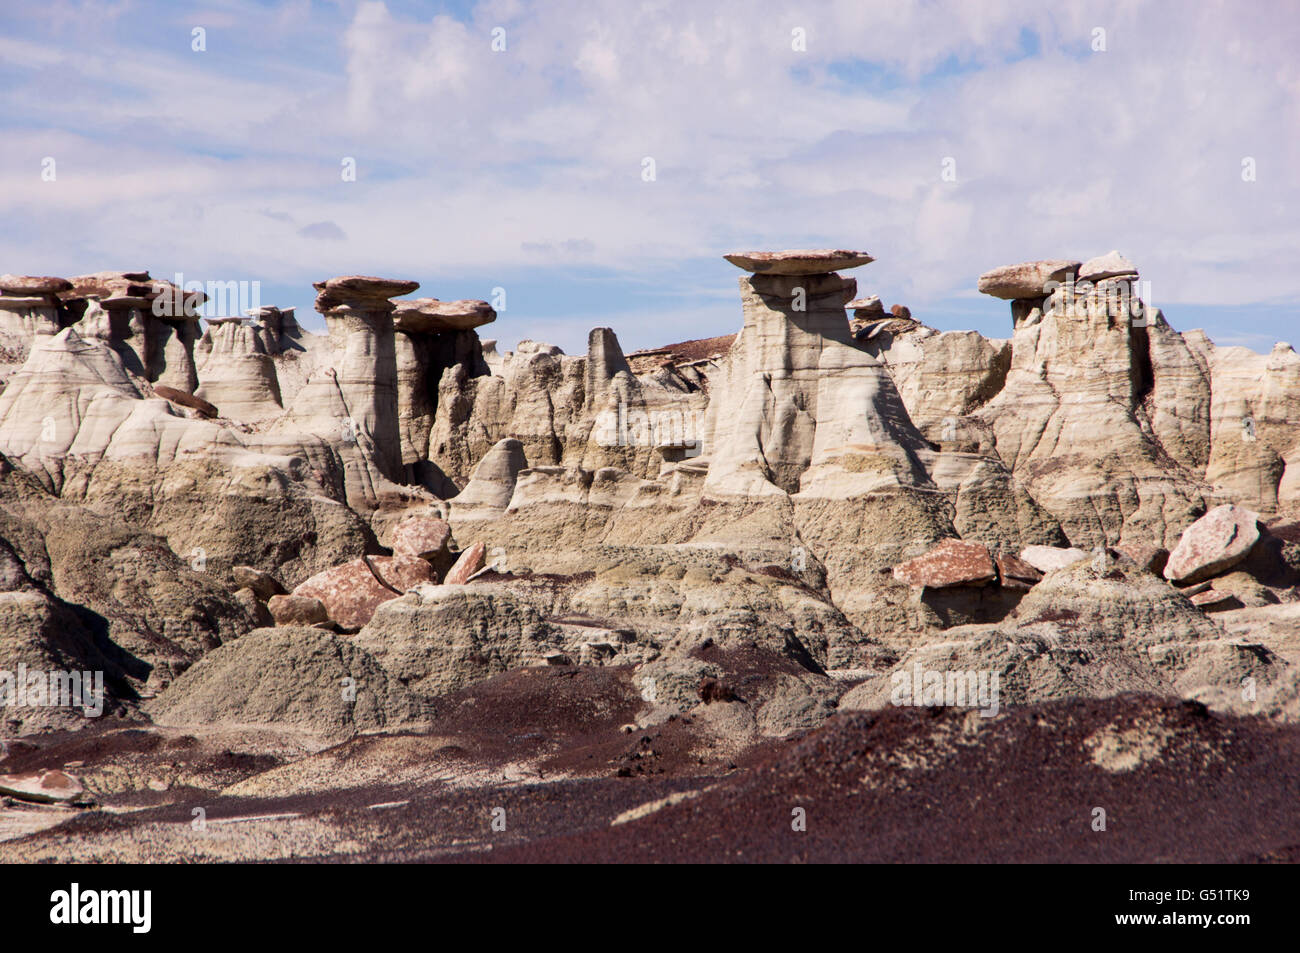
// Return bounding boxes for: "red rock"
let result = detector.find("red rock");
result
[1113,543,1169,574]
[293,555,435,628]
[390,516,452,560]
[995,553,1043,591]
[1163,504,1260,584]
[267,594,329,626]
[1189,588,1239,611]
[892,539,996,589]
[443,541,487,585]
[0,769,84,803]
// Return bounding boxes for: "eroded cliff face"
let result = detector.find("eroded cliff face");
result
[0,252,1297,757]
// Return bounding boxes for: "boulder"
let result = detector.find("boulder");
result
[292,555,436,628]
[389,515,452,561]
[1164,504,1261,584]
[1020,545,1090,573]
[995,552,1043,590]
[443,541,487,585]
[847,296,885,318]
[267,594,329,626]
[1113,543,1169,574]
[1189,588,1240,611]
[1079,250,1138,282]
[723,249,874,276]
[893,539,996,588]
[977,259,1080,300]
[232,587,274,627]
[231,565,286,601]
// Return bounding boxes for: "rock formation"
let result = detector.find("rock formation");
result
[0,249,1297,863]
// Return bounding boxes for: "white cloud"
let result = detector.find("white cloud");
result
[0,0,1295,351]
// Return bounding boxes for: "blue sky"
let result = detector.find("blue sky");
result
[1,0,1297,355]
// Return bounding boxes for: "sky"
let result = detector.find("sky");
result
[0,0,1297,355]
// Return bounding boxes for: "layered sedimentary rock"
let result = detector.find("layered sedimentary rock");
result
[195,317,284,421]
[0,251,1296,772]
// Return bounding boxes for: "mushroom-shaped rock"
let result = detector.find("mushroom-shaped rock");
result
[392,297,496,334]
[893,539,997,588]
[977,259,1080,300]
[1163,504,1261,584]
[1079,250,1138,282]
[723,249,874,275]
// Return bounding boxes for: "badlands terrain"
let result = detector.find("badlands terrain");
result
[0,250,1298,862]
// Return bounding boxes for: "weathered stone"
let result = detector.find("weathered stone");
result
[292,555,436,629]
[1113,543,1169,574]
[847,295,885,318]
[1020,545,1090,573]
[893,539,996,588]
[1164,504,1261,584]
[231,565,286,601]
[443,541,487,585]
[233,587,274,627]
[389,516,452,561]
[267,593,329,626]
[977,259,1080,300]
[392,298,496,334]
[723,249,874,276]
[996,552,1043,589]
[0,275,72,296]
[1079,250,1138,282]
[1189,588,1239,611]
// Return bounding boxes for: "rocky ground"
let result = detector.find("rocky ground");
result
[0,251,1297,863]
